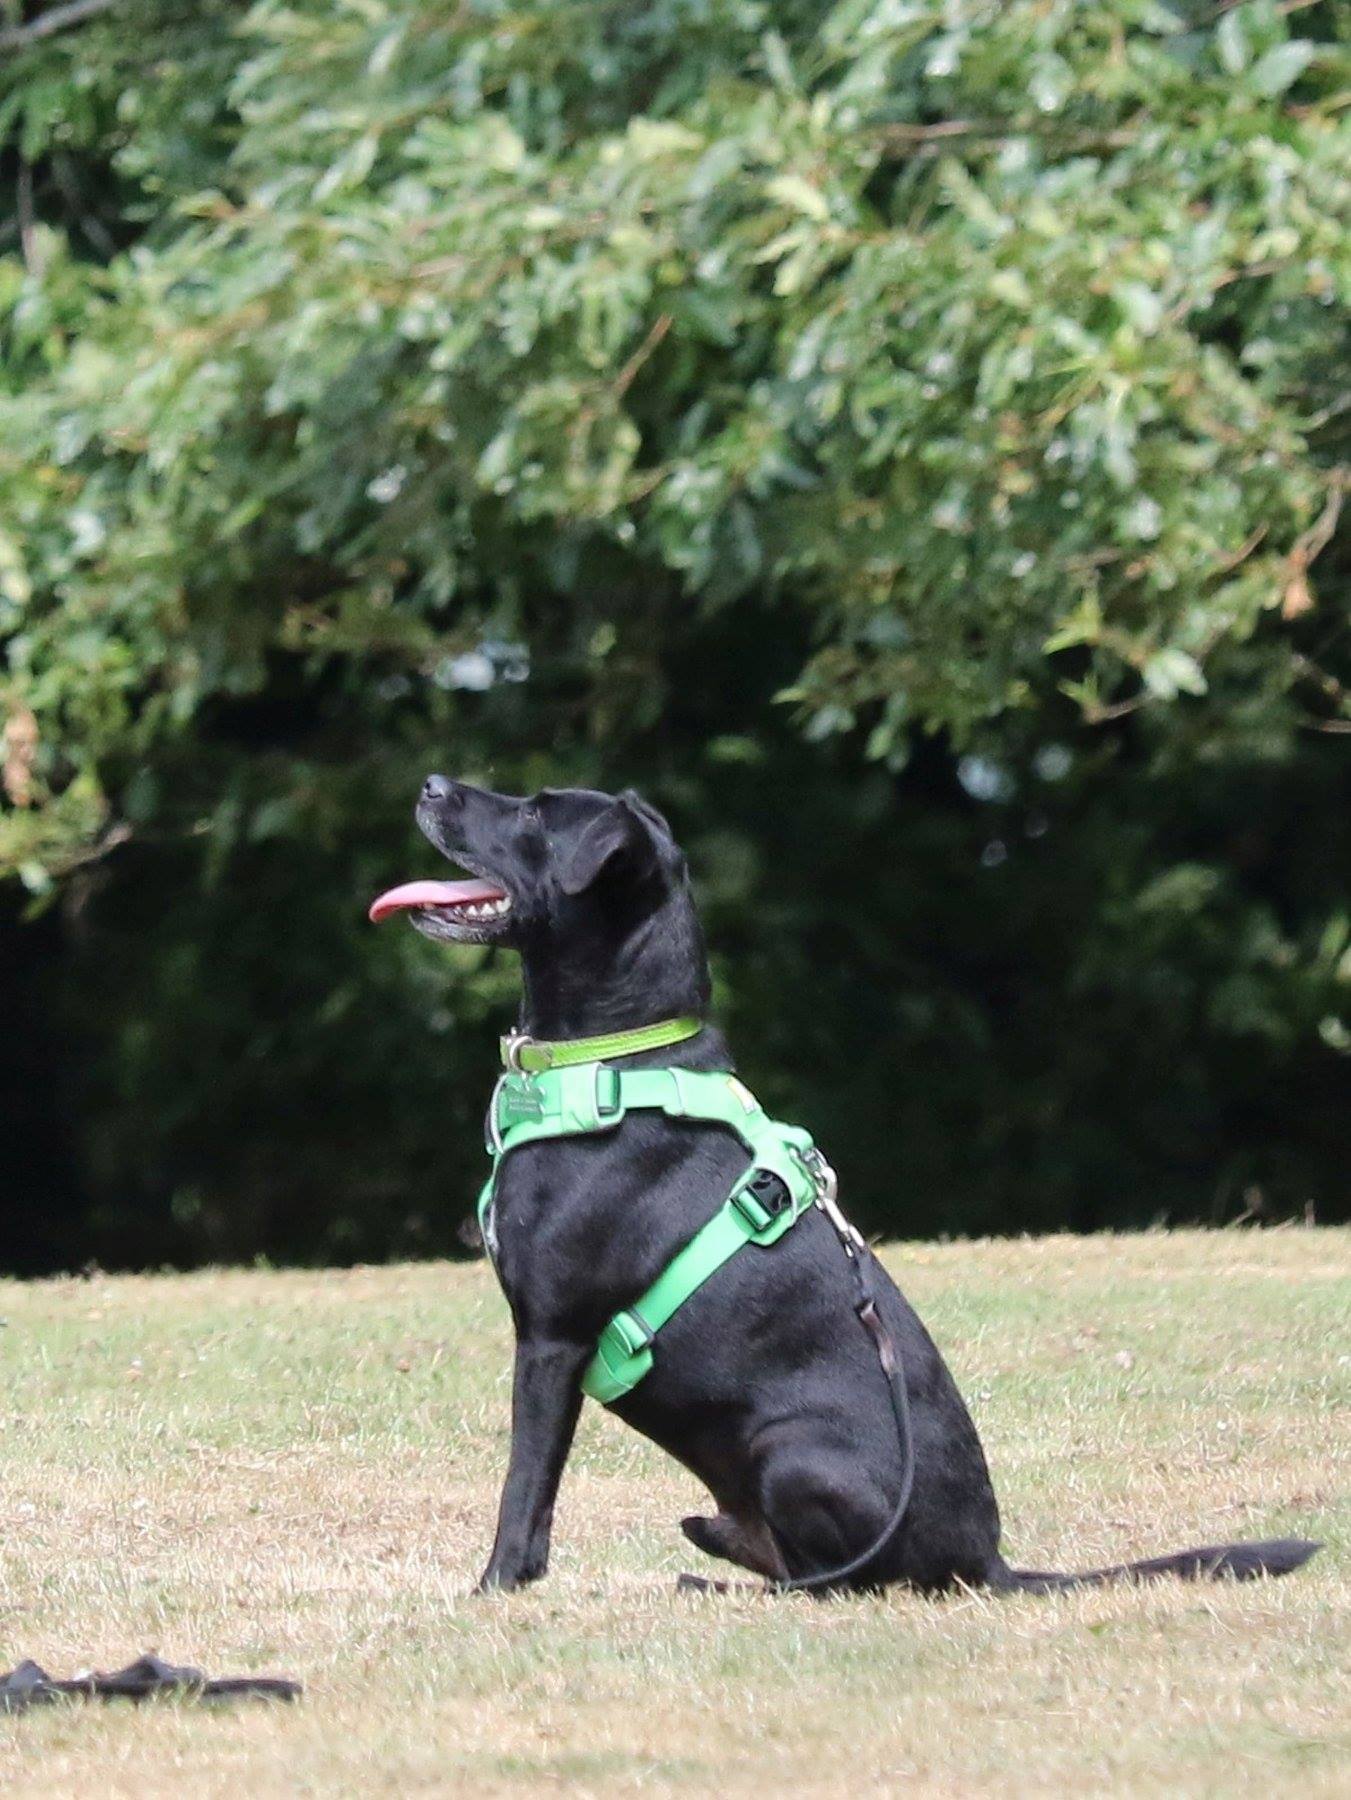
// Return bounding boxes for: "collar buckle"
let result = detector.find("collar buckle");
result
[501,1030,533,1073]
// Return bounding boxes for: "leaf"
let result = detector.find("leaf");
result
[1249,41,1315,98]
[626,120,702,156]
[367,25,405,78]
[1143,648,1208,699]
[938,159,1006,237]
[1121,496,1162,539]
[1029,54,1072,114]
[765,174,830,222]
[761,30,795,92]
[989,269,1032,310]
[1114,282,1164,334]
[1103,419,1137,489]
[1216,11,1248,77]
[1044,594,1103,654]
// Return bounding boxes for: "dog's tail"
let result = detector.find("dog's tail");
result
[986,1536,1320,1594]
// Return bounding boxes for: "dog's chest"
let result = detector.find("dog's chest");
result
[487,1146,650,1316]
[485,1125,749,1331]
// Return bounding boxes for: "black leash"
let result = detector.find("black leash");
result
[773,1201,916,1594]
[677,1160,918,1599]
[769,1209,921,1591]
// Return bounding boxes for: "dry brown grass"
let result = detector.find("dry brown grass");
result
[0,1229,1347,1796]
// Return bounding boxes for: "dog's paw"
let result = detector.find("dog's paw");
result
[474,1566,534,1596]
[679,1514,722,1556]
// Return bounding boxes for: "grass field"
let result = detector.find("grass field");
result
[0,1229,1346,1797]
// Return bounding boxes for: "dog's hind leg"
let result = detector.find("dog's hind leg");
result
[680,1512,787,1582]
[757,1450,899,1591]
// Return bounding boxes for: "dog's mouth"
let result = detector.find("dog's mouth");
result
[368,874,513,944]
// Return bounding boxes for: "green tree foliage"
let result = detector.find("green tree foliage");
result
[0,1,1347,1268]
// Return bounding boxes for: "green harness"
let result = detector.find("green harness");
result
[476,1023,835,1405]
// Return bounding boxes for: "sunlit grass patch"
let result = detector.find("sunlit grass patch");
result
[0,1230,1346,1796]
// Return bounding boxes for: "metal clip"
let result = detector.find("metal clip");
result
[799,1145,865,1256]
[501,1030,531,1072]
[797,1143,835,1200]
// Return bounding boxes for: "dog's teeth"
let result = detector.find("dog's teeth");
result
[454,895,508,922]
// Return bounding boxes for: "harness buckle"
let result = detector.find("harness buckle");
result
[501,1031,531,1073]
[610,1308,655,1358]
[593,1063,622,1122]
[731,1166,793,1234]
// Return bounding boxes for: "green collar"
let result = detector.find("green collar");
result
[499,1015,702,1073]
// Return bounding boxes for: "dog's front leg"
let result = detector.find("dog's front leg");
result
[477,1336,590,1593]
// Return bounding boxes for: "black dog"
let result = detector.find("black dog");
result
[376,777,1319,1596]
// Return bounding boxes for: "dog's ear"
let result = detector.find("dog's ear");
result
[558,793,659,897]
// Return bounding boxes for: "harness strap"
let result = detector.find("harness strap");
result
[584,1160,807,1402]
[478,1066,824,1402]
[486,1065,769,1150]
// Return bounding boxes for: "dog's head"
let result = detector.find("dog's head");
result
[371,781,703,1022]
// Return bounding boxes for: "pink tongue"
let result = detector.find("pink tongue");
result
[368,878,506,924]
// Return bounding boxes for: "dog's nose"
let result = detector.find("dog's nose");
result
[421,773,453,804]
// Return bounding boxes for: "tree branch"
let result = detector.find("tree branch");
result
[0,0,118,52]
[875,119,1138,156]
[614,312,672,399]
[1283,470,1346,619]
[16,159,44,278]
[1083,695,1149,726]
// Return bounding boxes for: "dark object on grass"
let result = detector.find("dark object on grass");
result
[0,1653,302,1713]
